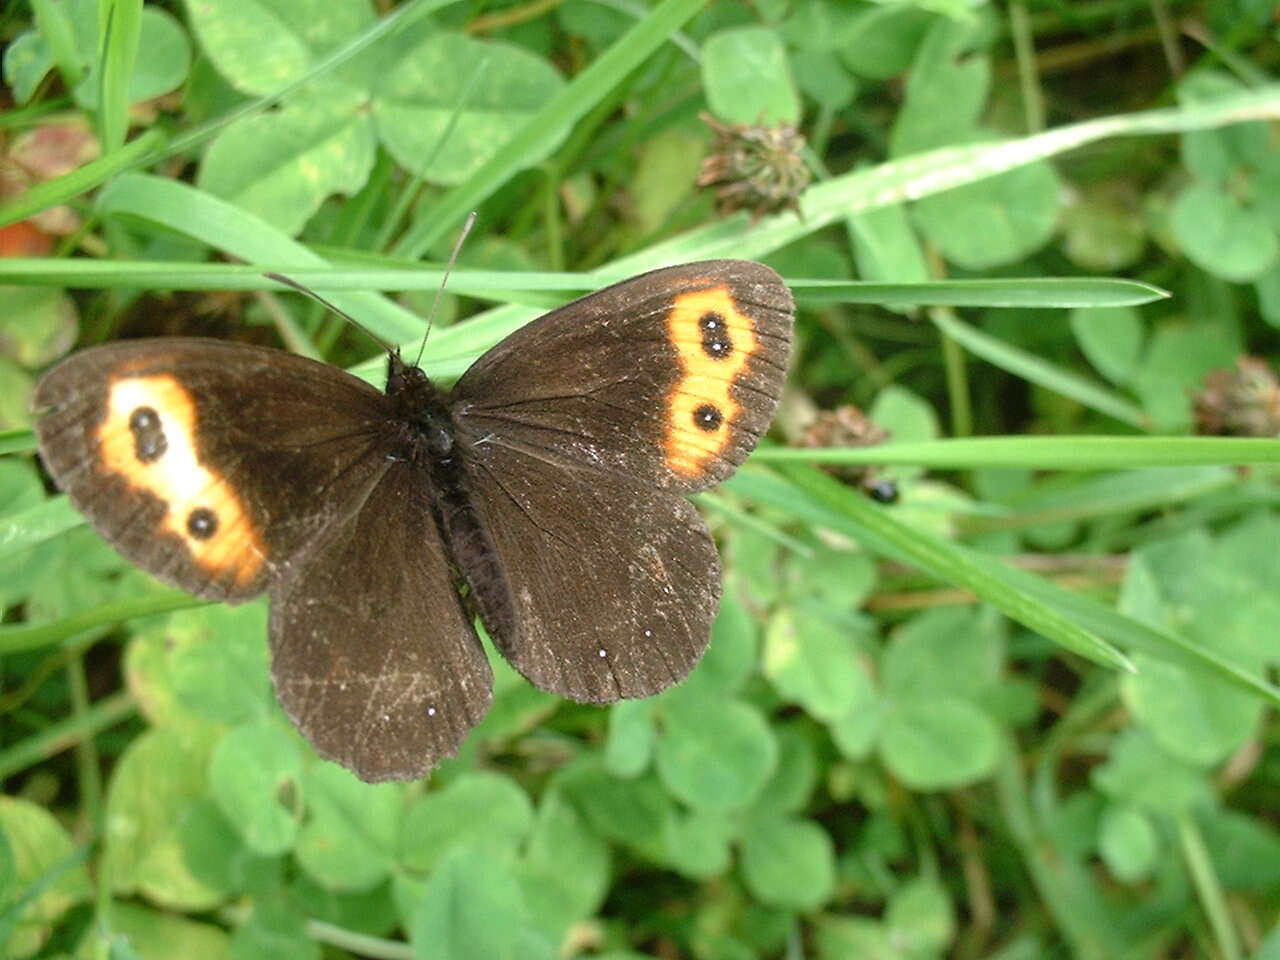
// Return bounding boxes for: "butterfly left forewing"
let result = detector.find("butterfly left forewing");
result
[34,339,393,601]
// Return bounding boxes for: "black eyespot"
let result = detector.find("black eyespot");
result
[129,406,167,463]
[187,508,218,540]
[693,403,723,432]
[699,311,733,360]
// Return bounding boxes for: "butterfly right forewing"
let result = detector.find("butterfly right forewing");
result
[33,339,394,601]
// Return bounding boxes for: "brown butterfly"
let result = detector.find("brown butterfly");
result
[33,261,794,781]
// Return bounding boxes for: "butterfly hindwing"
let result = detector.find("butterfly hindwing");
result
[452,260,793,494]
[34,339,392,601]
[269,463,494,782]
[458,437,719,701]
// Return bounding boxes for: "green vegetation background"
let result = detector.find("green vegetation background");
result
[2,1,1280,958]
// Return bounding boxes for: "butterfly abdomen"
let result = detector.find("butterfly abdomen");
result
[385,355,520,656]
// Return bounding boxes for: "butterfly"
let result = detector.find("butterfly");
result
[33,260,794,781]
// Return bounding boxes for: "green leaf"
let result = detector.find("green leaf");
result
[1171,180,1279,282]
[409,845,529,960]
[661,809,735,880]
[0,284,77,367]
[1198,807,1280,894]
[815,916,896,960]
[1122,653,1264,766]
[1256,265,1280,328]
[104,728,225,909]
[1070,305,1144,386]
[881,606,1001,702]
[793,50,856,111]
[790,546,877,608]
[94,902,228,960]
[869,383,940,443]
[678,588,759,697]
[518,788,610,940]
[603,699,656,778]
[751,725,818,817]
[176,800,268,900]
[119,6,190,105]
[3,33,54,105]
[1097,805,1159,883]
[399,771,533,874]
[373,29,567,186]
[396,0,708,257]
[828,695,883,761]
[763,609,868,720]
[294,765,401,892]
[184,0,376,97]
[289,874,397,936]
[208,719,305,856]
[1060,192,1147,272]
[914,158,1062,270]
[196,95,376,235]
[739,816,835,910]
[891,20,988,156]
[1133,324,1244,431]
[655,697,777,812]
[1091,728,1212,815]
[228,896,320,960]
[631,126,703,236]
[879,697,1000,790]
[561,762,672,850]
[846,203,928,287]
[884,877,955,953]
[701,26,799,125]
[1177,516,1280,667]
[168,603,273,724]
[0,797,91,958]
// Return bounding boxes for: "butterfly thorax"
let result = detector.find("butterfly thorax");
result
[382,350,519,653]
[384,353,456,460]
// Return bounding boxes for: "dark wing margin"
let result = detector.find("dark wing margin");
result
[458,440,719,703]
[451,260,793,494]
[33,339,392,601]
[269,464,494,782]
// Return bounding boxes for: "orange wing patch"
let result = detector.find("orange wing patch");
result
[99,374,266,586]
[663,285,759,478]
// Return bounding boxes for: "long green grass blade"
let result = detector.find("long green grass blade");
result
[0,691,135,779]
[0,496,83,563]
[758,437,1280,469]
[97,0,141,153]
[734,464,1280,707]
[739,464,1134,672]
[0,589,203,656]
[96,174,427,350]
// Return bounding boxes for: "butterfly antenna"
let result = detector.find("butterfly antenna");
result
[264,273,396,355]
[414,211,477,368]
